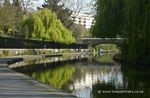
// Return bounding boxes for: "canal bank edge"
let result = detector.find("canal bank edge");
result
[113,54,150,65]
[0,55,77,98]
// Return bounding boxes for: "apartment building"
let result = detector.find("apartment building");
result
[71,13,94,29]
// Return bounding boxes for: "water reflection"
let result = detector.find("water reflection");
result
[94,53,114,63]
[92,64,150,98]
[32,64,75,88]
[13,54,150,98]
[67,64,123,98]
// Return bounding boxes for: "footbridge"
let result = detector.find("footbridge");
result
[78,38,124,45]
[77,38,125,50]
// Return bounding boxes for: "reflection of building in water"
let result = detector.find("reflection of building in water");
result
[70,65,123,98]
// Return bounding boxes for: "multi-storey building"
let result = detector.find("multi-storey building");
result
[71,13,94,29]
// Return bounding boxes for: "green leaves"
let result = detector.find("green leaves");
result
[42,0,72,28]
[93,0,150,63]
[21,8,75,43]
[31,64,75,88]
[122,0,150,61]
[0,1,22,36]
[92,0,124,38]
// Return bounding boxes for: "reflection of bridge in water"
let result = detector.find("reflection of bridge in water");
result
[12,54,122,98]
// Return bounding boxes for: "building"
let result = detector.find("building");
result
[71,13,94,29]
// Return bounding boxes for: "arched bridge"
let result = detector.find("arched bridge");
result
[77,38,125,46]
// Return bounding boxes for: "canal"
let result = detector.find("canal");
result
[13,53,150,98]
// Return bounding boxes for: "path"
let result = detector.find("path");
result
[0,57,77,98]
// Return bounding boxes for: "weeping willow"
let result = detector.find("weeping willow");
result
[92,0,124,38]
[122,0,150,62]
[21,8,75,44]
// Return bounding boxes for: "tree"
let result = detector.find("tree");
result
[12,0,23,35]
[42,0,93,28]
[61,0,94,27]
[0,0,23,37]
[20,0,39,14]
[93,0,150,63]
[122,0,150,62]
[0,1,2,6]
[70,23,90,38]
[21,8,75,44]
[0,0,37,37]
[42,0,72,28]
[92,0,124,38]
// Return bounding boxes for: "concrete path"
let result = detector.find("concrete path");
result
[0,64,77,98]
[0,54,62,63]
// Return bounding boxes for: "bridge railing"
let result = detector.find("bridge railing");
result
[77,37,124,40]
[77,37,125,45]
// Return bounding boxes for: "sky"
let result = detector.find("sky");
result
[33,0,95,14]
[0,0,95,14]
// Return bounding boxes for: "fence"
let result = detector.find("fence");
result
[0,37,87,49]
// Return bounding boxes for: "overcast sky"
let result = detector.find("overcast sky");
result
[0,0,94,13]
[33,0,94,14]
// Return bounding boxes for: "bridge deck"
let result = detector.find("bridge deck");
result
[77,38,125,45]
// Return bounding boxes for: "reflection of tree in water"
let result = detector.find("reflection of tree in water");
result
[92,65,150,98]
[92,83,116,98]
[72,64,123,88]
[121,65,150,98]
[94,53,114,63]
[31,64,75,89]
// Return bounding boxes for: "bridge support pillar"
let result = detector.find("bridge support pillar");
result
[88,44,93,52]
[87,54,93,62]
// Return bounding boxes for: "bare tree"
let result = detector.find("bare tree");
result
[0,0,3,6]
[61,0,94,28]
[14,0,39,14]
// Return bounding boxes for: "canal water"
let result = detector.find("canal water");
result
[13,53,150,98]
